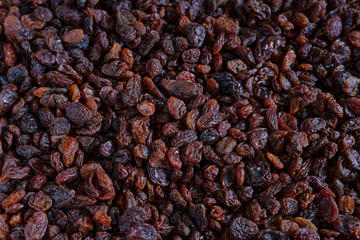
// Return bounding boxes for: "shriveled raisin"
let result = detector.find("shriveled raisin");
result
[0,1,359,239]
[167,97,187,120]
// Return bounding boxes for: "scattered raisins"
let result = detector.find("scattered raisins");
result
[0,1,359,239]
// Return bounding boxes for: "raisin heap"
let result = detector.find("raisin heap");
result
[1,0,360,240]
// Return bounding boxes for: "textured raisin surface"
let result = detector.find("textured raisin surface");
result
[0,0,360,239]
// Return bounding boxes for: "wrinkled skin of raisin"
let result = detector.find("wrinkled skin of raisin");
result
[24,211,48,240]
[0,0,359,239]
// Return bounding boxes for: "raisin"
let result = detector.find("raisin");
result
[34,7,53,22]
[200,128,219,145]
[80,163,115,200]
[118,206,151,233]
[294,228,320,240]
[55,167,79,185]
[186,24,205,48]
[146,58,162,77]
[58,137,79,167]
[0,88,19,116]
[213,17,240,34]
[33,49,56,66]
[27,191,53,212]
[62,29,84,44]
[24,211,48,240]
[318,194,339,223]
[50,117,71,136]
[229,216,259,240]
[292,13,310,27]
[325,15,342,40]
[126,223,159,239]
[0,214,10,240]
[20,113,39,134]
[227,59,247,74]
[46,71,73,87]
[92,212,111,227]
[7,64,28,85]
[161,79,203,100]
[349,31,360,47]
[215,136,237,156]
[257,229,290,240]
[182,49,201,63]
[338,196,355,214]
[167,97,187,120]
[172,130,198,147]
[4,15,22,42]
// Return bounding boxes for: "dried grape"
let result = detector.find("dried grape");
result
[0,1,359,239]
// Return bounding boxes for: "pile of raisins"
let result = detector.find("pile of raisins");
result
[1,0,360,239]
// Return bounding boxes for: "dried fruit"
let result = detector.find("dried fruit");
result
[227,59,247,74]
[325,15,342,40]
[66,102,93,126]
[62,29,84,44]
[0,1,359,239]
[80,163,115,200]
[229,216,259,239]
[167,97,187,120]
[58,137,79,167]
[24,211,48,240]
